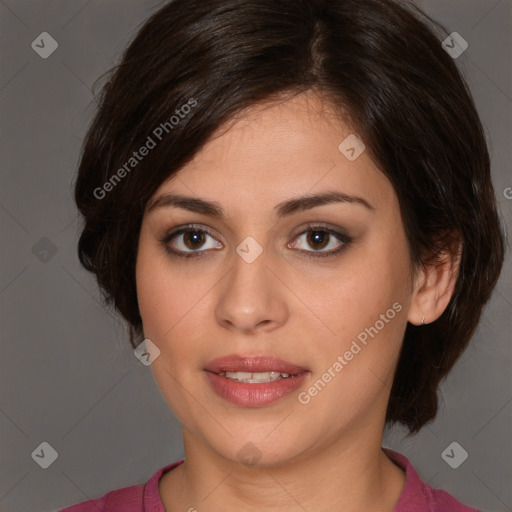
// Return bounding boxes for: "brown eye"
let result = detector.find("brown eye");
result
[290,224,352,259]
[182,230,207,250]
[161,225,222,258]
[161,223,351,260]
[306,230,330,250]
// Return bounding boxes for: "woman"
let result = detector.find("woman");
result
[60,0,505,510]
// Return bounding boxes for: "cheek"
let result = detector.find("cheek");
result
[135,236,177,340]
[135,238,213,362]
[320,237,410,334]
[310,229,411,387]
[135,245,197,410]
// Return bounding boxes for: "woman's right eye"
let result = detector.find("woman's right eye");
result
[161,226,223,259]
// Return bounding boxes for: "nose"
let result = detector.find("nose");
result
[215,248,289,335]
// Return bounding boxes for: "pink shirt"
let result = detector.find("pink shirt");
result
[58,449,483,511]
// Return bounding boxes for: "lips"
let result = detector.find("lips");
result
[203,355,310,407]
[204,355,308,375]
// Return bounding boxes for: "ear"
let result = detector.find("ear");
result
[408,234,463,326]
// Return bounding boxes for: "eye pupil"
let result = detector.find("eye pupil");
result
[307,230,329,250]
[184,230,205,249]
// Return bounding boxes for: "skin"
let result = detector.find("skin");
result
[135,91,460,512]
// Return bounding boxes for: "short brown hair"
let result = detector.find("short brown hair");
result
[74,0,506,433]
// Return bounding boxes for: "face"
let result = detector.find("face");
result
[135,92,415,467]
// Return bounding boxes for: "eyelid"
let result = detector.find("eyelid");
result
[290,222,350,242]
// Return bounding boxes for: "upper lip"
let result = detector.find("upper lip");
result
[204,355,308,375]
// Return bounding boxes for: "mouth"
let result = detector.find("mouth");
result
[204,354,308,379]
[203,355,310,407]
[216,370,298,383]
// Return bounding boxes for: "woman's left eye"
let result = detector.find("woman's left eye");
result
[289,225,352,259]
[160,223,352,259]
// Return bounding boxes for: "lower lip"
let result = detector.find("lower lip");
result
[204,371,309,407]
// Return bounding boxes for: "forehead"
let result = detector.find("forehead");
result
[185,93,349,170]
[149,92,394,215]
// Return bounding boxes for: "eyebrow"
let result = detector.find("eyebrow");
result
[145,190,375,219]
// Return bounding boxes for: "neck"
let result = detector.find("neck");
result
[159,427,406,512]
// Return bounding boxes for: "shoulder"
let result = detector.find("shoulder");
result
[56,460,184,512]
[385,449,484,512]
[424,485,484,512]
[56,484,143,512]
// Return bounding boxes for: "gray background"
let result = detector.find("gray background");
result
[0,1,510,511]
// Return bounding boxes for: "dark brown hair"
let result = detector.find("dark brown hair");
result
[74,0,506,433]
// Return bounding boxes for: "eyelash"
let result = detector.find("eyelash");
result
[160,223,353,260]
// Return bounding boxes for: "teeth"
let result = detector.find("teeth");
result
[220,371,292,383]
